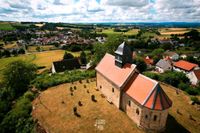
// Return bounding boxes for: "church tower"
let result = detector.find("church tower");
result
[115,42,132,68]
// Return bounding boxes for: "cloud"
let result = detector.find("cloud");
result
[0,0,199,22]
[104,0,149,7]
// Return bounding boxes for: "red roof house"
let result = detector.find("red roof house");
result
[173,60,199,72]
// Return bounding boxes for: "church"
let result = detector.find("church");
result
[95,42,172,132]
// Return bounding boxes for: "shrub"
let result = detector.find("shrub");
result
[78,101,83,106]
[34,70,96,90]
[185,88,199,95]
[24,91,34,101]
[74,86,77,90]
[190,97,200,104]
[178,82,189,91]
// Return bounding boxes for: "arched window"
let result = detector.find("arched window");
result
[112,88,114,93]
[145,115,148,119]
[136,108,139,115]
[154,115,157,121]
[128,100,131,106]
[100,85,102,89]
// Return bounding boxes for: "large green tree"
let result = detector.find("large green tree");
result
[93,35,124,65]
[3,60,37,97]
[63,51,74,60]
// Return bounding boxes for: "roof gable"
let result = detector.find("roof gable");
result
[125,74,172,110]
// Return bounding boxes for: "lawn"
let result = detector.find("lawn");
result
[98,28,139,36]
[0,22,16,30]
[32,79,200,133]
[161,83,200,133]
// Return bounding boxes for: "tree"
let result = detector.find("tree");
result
[132,57,147,72]
[18,48,25,54]
[80,51,87,65]
[2,50,11,57]
[11,49,18,56]
[152,48,164,57]
[3,60,37,98]
[36,46,41,52]
[93,43,106,65]
[63,51,74,60]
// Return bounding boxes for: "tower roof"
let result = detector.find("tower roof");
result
[115,42,125,55]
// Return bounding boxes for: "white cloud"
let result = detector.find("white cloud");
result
[0,0,199,22]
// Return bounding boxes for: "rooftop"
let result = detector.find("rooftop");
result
[95,53,136,88]
[125,74,172,110]
[173,60,198,71]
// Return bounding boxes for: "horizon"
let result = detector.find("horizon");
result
[0,0,200,23]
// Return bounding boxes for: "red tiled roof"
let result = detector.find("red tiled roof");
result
[173,60,198,71]
[144,56,154,65]
[125,74,172,110]
[95,53,136,87]
[194,69,200,80]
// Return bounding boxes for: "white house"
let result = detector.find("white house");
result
[187,69,200,86]
[163,51,179,61]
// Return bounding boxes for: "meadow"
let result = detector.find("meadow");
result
[0,22,16,30]
[98,28,139,36]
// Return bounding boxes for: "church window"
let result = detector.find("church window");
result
[128,100,131,106]
[154,115,157,121]
[136,108,139,115]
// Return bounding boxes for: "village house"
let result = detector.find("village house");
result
[163,51,179,61]
[95,42,172,132]
[144,56,154,67]
[173,60,199,74]
[51,58,80,73]
[155,59,172,73]
[187,69,200,86]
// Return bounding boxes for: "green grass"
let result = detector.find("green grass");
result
[97,28,139,36]
[0,54,36,81]
[0,22,16,30]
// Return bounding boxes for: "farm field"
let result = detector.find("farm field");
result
[27,45,57,52]
[32,79,200,133]
[0,50,84,80]
[98,28,139,36]
[0,22,15,30]
[159,28,192,35]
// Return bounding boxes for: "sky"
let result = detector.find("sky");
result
[0,0,200,23]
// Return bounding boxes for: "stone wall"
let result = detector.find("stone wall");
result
[122,93,169,132]
[96,72,120,108]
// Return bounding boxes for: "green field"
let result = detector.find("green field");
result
[0,54,36,81]
[98,28,139,36]
[0,22,16,30]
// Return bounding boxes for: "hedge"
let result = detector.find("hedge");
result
[33,70,96,90]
